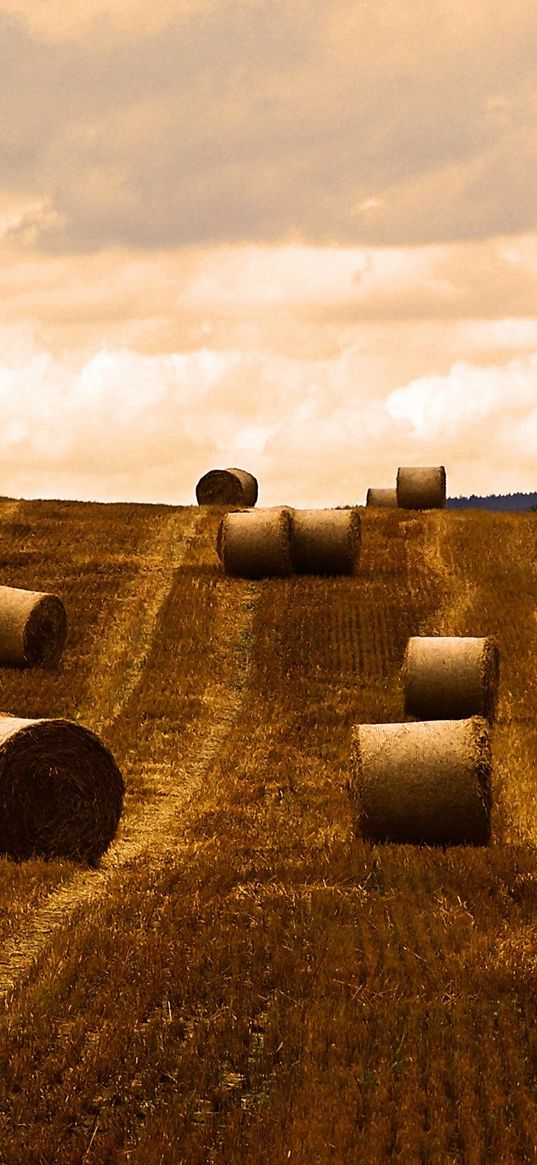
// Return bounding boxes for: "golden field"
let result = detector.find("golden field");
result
[0,497,536,1163]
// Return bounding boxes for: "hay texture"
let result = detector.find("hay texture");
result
[196,467,258,507]
[396,466,446,509]
[403,636,500,722]
[289,509,361,575]
[218,507,292,578]
[0,715,124,863]
[0,586,67,668]
[348,716,491,846]
[366,488,398,508]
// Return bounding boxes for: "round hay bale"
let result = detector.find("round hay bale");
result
[289,509,361,575]
[0,715,124,863]
[396,466,446,509]
[218,508,292,578]
[366,488,398,508]
[403,636,500,722]
[0,586,67,668]
[348,716,491,846]
[196,467,258,506]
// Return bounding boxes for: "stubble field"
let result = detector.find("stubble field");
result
[0,497,536,1163]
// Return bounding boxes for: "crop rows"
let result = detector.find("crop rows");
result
[0,502,535,1162]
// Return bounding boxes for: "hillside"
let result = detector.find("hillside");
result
[0,498,536,1163]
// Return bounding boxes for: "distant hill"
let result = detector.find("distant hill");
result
[447,491,537,511]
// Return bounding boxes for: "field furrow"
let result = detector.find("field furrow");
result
[0,511,256,1004]
[0,504,536,1163]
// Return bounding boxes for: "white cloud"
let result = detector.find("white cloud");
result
[0,333,536,505]
[386,357,537,440]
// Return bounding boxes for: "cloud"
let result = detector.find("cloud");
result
[0,0,215,42]
[3,236,537,357]
[2,1,537,249]
[2,3,537,506]
[386,358,537,439]
[0,332,536,505]
[384,354,537,495]
[1,235,537,504]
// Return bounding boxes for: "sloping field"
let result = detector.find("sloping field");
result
[0,498,536,1163]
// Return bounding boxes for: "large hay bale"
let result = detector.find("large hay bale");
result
[396,466,446,509]
[289,509,361,575]
[348,716,491,846]
[196,467,258,506]
[403,636,500,721]
[0,715,124,863]
[218,508,292,577]
[0,586,67,668]
[365,488,398,508]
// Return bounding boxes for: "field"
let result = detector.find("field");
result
[0,497,536,1163]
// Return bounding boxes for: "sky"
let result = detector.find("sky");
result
[2,0,537,506]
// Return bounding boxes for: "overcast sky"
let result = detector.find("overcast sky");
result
[2,0,537,505]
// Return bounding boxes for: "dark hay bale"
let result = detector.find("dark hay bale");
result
[403,636,500,721]
[218,508,292,577]
[348,716,491,846]
[0,586,67,668]
[396,466,446,509]
[0,715,124,863]
[366,488,398,508]
[196,467,258,506]
[289,508,361,575]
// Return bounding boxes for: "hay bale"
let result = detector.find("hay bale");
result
[0,715,124,863]
[218,508,292,577]
[348,716,491,846]
[0,586,67,668]
[366,488,398,508]
[403,636,500,721]
[196,467,258,506]
[289,509,361,575]
[396,466,446,509]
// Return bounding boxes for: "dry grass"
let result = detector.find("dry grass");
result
[0,502,535,1162]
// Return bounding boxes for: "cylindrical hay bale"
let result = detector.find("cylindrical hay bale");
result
[289,509,361,575]
[218,508,292,578]
[348,716,491,846]
[403,636,500,722]
[196,467,258,507]
[396,466,446,509]
[0,715,124,863]
[0,586,67,668]
[366,488,398,508]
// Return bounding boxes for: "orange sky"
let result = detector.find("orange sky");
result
[2,0,537,505]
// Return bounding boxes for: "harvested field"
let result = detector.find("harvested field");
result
[0,499,536,1162]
